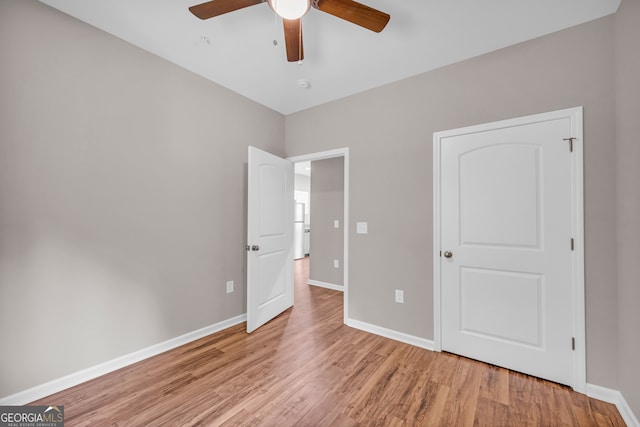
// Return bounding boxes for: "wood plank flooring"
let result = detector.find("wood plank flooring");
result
[32,258,625,426]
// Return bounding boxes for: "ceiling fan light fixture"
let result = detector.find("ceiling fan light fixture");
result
[268,0,310,20]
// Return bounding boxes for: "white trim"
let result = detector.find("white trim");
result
[346,318,435,351]
[433,107,586,392]
[288,148,350,324]
[0,314,247,405]
[569,107,587,393]
[308,279,344,292]
[433,132,443,352]
[587,384,640,427]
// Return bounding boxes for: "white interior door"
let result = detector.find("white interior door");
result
[435,108,584,387]
[247,146,294,333]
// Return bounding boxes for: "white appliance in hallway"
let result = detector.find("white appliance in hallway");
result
[293,203,306,259]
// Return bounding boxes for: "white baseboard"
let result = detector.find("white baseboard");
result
[308,279,344,292]
[345,318,435,351]
[0,314,247,406]
[587,383,639,427]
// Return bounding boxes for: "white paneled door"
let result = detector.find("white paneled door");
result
[434,108,584,388]
[247,147,294,333]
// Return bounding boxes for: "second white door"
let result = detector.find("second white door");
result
[436,108,583,387]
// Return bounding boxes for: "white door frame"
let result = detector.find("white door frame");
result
[288,148,350,324]
[432,107,586,392]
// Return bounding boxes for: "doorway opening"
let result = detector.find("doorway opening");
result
[289,148,349,323]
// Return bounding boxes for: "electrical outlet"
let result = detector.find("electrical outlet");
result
[395,289,404,304]
[226,281,234,294]
[333,259,340,268]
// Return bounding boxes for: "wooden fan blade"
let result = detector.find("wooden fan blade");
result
[283,19,304,62]
[189,0,265,20]
[313,0,389,32]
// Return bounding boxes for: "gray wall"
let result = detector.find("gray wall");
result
[286,16,619,389]
[309,158,344,286]
[615,0,640,417]
[0,0,284,397]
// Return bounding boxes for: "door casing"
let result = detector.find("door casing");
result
[433,107,586,392]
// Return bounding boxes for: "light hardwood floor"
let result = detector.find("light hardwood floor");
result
[33,258,625,426]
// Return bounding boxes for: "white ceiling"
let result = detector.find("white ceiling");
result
[39,0,619,115]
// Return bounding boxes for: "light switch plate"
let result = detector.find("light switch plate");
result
[334,220,340,229]
[395,289,404,303]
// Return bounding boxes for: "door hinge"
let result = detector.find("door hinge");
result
[571,238,574,251]
[571,337,576,351]
[563,137,576,152]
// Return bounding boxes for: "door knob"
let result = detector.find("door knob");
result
[251,245,260,251]
[443,251,453,258]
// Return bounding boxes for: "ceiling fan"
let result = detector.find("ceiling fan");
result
[188,0,390,62]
